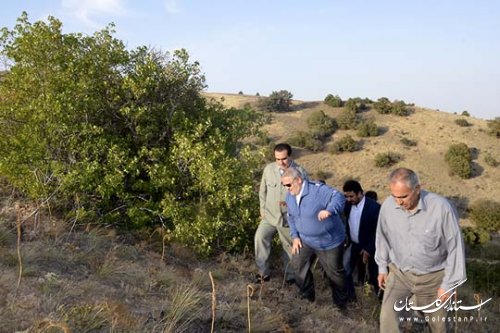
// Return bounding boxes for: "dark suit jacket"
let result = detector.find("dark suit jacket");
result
[344,196,381,256]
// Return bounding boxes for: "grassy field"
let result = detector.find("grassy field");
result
[0,93,499,332]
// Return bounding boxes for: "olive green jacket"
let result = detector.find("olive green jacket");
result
[259,160,307,227]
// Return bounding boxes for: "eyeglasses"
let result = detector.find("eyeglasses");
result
[282,183,292,188]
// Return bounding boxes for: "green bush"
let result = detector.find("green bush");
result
[374,98,410,116]
[306,110,338,139]
[444,143,472,179]
[484,152,499,167]
[487,117,500,138]
[461,110,470,117]
[0,13,264,256]
[344,98,359,113]
[329,135,358,154]
[259,90,293,112]
[400,137,417,147]
[454,118,472,127]
[288,131,324,152]
[469,200,500,233]
[462,226,490,247]
[374,152,402,167]
[373,97,392,114]
[357,119,379,137]
[391,100,410,116]
[337,109,359,130]
[324,94,343,107]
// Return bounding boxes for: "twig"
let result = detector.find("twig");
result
[15,204,23,290]
[209,272,216,333]
[246,284,254,333]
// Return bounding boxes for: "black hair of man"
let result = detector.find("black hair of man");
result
[342,179,363,194]
[274,143,292,156]
[365,190,378,201]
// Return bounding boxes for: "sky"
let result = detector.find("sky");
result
[1,0,499,120]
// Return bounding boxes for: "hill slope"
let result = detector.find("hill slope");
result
[206,92,500,225]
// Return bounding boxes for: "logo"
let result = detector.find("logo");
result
[393,279,492,313]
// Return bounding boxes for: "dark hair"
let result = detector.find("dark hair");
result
[343,180,363,194]
[274,143,292,156]
[365,190,378,201]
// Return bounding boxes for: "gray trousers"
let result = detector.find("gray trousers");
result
[380,263,448,333]
[254,220,294,280]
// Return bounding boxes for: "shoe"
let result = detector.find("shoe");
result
[285,278,295,285]
[254,274,270,283]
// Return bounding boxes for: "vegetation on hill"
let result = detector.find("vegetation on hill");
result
[258,90,293,112]
[0,13,264,256]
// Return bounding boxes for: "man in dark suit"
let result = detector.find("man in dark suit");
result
[343,180,381,302]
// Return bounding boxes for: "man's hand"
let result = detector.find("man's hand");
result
[437,287,450,302]
[378,273,388,290]
[360,249,370,264]
[317,210,332,221]
[292,238,302,255]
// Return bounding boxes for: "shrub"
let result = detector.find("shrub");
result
[344,98,359,113]
[324,94,343,107]
[469,199,500,233]
[487,117,500,138]
[306,110,338,139]
[462,226,491,247]
[373,97,392,114]
[348,97,369,111]
[444,143,472,179]
[454,118,472,127]
[400,137,417,147]
[357,119,379,137]
[484,152,499,167]
[391,100,410,116]
[288,131,324,152]
[259,90,293,112]
[374,152,402,167]
[329,135,358,154]
[462,110,470,117]
[337,109,359,130]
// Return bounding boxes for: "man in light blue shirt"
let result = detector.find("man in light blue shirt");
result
[375,168,466,333]
[282,167,348,309]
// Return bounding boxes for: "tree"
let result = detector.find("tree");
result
[260,90,293,112]
[0,13,264,255]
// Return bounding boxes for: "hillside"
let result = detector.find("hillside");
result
[0,92,498,332]
[205,92,500,225]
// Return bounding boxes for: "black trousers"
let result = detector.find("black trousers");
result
[344,242,379,298]
[291,241,348,308]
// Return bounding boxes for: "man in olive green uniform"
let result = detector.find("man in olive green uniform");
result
[254,143,307,283]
